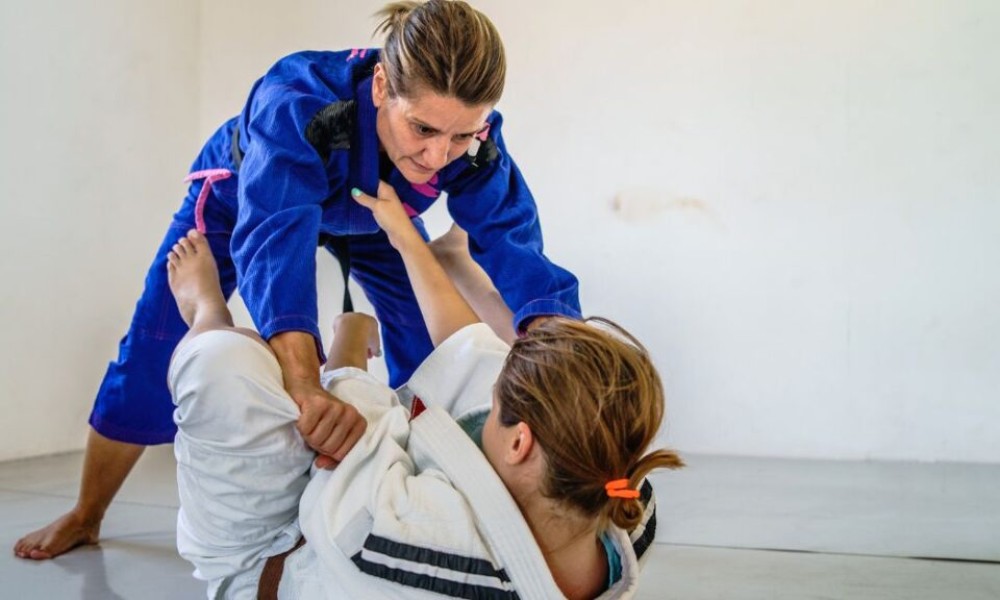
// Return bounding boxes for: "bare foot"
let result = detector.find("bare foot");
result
[167,229,231,330]
[13,509,100,560]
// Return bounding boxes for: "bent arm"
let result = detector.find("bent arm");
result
[232,86,334,361]
[351,184,479,347]
[445,115,581,333]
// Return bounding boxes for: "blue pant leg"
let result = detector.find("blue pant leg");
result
[90,178,238,445]
[331,225,434,388]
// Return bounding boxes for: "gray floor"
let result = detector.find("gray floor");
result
[2,448,998,599]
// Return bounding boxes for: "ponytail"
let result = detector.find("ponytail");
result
[606,449,685,531]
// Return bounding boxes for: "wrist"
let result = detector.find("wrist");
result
[284,378,330,410]
[386,226,425,253]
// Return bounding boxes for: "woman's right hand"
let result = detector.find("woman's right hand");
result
[288,380,367,469]
[351,182,423,251]
[269,330,367,469]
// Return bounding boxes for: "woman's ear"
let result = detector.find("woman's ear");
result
[372,63,387,108]
[506,422,534,466]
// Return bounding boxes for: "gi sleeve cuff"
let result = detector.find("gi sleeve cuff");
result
[513,299,583,334]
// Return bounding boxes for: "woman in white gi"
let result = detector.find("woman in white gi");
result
[166,182,683,599]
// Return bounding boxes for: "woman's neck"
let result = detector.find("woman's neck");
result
[519,495,608,600]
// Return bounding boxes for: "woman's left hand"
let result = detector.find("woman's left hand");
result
[351,182,422,251]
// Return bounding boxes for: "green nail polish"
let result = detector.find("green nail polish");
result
[351,188,361,197]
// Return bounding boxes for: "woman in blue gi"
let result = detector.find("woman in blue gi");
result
[165,179,683,598]
[14,0,580,560]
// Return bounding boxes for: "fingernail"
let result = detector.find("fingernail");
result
[351,188,361,197]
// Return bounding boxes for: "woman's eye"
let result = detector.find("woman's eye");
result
[414,124,434,136]
[453,133,475,142]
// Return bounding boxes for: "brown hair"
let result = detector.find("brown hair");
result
[495,317,684,531]
[374,0,506,106]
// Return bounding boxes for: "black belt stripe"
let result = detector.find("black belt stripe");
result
[352,552,519,600]
[323,235,354,313]
[362,534,511,581]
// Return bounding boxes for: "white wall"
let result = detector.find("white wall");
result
[200,0,1000,464]
[515,0,1000,463]
[2,1,997,464]
[0,0,200,460]
[506,0,999,463]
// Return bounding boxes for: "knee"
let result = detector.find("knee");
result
[428,224,470,264]
[170,330,289,433]
[172,330,265,386]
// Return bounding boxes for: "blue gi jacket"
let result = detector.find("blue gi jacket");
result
[230,49,581,350]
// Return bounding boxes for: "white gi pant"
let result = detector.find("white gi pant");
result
[169,330,317,599]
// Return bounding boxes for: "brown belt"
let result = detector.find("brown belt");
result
[257,536,307,600]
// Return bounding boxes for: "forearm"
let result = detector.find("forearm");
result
[268,330,323,404]
[441,255,515,344]
[392,230,480,347]
[351,184,481,346]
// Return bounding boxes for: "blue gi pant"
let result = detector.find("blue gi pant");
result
[89,123,434,445]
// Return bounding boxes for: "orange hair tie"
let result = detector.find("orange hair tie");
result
[605,479,640,499]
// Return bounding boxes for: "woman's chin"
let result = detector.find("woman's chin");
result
[400,169,435,185]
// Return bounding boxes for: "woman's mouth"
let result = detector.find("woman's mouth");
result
[411,159,435,173]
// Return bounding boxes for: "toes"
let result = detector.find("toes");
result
[13,540,43,560]
[187,229,211,253]
[177,236,195,255]
[170,231,208,262]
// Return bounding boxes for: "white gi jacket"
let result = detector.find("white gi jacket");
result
[171,324,657,599]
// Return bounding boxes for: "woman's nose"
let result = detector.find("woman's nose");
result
[423,137,450,169]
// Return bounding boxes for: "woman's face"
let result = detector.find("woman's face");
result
[372,65,493,184]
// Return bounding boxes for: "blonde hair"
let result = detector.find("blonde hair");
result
[374,0,506,105]
[495,317,684,531]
